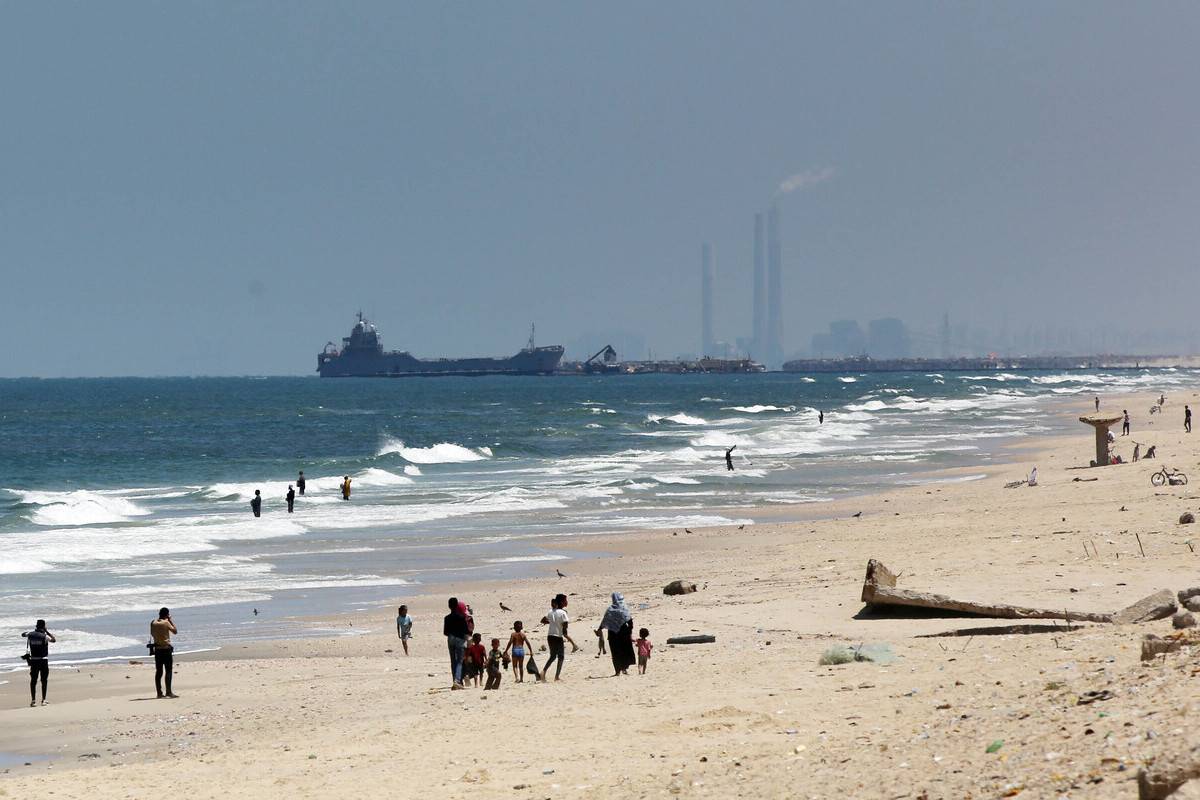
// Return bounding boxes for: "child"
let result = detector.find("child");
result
[593,625,607,659]
[464,633,487,687]
[396,605,413,655]
[636,627,652,674]
[504,621,532,682]
[484,638,505,690]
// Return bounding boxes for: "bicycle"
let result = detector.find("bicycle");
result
[1151,466,1187,487]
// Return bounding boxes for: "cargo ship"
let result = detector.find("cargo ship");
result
[317,313,564,377]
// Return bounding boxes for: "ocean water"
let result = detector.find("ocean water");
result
[1,369,1195,662]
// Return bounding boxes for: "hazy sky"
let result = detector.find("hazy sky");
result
[3,3,1199,376]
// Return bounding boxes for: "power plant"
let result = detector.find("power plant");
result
[701,243,715,357]
[702,203,784,369]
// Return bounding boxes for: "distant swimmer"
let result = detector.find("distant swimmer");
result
[297,471,306,496]
[251,489,262,518]
[341,475,352,500]
[725,445,737,471]
[818,410,824,425]
[286,484,295,513]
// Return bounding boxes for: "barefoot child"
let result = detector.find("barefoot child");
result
[636,628,652,674]
[484,638,505,690]
[505,621,532,682]
[464,633,486,687]
[396,605,412,655]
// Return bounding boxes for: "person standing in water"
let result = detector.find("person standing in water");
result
[250,490,262,517]
[21,620,55,707]
[341,475,352,500]
[151,607,178,699]
[286,484,295,513]
[724,445,737,471]
[297,471,306,496]
[818,410,824,425]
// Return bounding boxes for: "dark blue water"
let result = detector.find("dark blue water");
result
[0,369,1193,661]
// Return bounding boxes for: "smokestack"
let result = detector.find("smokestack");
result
[701,243,715,357]
[766,203,783,369]
[752,213,765,360]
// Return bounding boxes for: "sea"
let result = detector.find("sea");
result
[1,369,1195,666]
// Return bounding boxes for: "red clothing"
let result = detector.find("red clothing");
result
[466,643,487,666]
[637,639,653,659]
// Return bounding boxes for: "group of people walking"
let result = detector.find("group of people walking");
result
[19,607,179,707]
[439,591,652,691]
[249,471,353,517]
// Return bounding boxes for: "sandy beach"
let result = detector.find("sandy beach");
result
[4,390,1200,799]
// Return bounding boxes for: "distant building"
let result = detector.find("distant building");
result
[867,318,911,359]
[811,320,866,357]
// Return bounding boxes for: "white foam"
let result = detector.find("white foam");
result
[724,405,796,414]
[381,438,490,463]
[800,377,816,383]
[838,376,858,383]
[646,413,708,426]
[12,490,150,527]
[483,554,570,564]
[650,475,701,485]
[403,464,422,476]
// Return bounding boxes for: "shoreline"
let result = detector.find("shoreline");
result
[3,387,1198,798]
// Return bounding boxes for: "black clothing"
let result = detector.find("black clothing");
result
[250,496,262,517]
[297,477,306,495]
[24,630,49,659]
[443,611,469,640]
[608,620,636,674]
[544,634,566,679]
[286,488,295,513]
[29,658,48,700]
[154,646,174,697]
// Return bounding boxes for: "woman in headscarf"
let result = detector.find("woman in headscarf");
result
[599,592,635,675]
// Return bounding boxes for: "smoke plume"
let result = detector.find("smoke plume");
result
[776,166,835,197]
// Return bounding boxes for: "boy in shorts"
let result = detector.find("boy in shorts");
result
[464,633,487,687]
[504,621,532,682]
[484,638,505,690]
[396,605,413,655]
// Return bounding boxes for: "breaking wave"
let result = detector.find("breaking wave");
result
[377,436,490,463]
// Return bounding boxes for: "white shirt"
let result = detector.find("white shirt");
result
[546,608,569,638]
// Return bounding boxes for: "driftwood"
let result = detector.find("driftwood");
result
[666,635,716,645]
[860,560,1174,624]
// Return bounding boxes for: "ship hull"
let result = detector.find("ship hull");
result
[318,346,564,378]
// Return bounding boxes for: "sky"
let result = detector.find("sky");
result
[2,3,1199,376]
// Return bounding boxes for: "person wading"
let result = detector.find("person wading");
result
[286,484,295,513]
[724,445,737,472]
[250,489,262,517]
